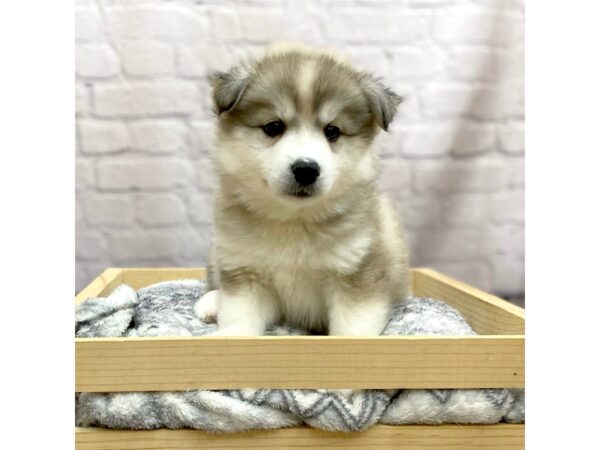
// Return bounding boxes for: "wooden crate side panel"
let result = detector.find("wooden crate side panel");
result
[120,268,207,290]
[77,268,525,339]
[76,335,524,391]
[412,269,525,335]
[75,269,123,305]
[75,424,525,450]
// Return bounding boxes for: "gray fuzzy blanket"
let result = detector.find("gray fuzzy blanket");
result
[75,280,524,432]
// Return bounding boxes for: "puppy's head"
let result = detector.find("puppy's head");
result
[210,45,401,217]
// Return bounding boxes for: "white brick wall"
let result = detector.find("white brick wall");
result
[75,0,524,299]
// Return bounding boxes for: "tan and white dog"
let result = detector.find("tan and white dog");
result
[194,44,409,336]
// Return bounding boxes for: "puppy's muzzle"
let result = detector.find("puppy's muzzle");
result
[291,159,320,187]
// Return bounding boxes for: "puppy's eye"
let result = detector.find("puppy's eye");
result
[324,124,340,142]
[263,120,286,137]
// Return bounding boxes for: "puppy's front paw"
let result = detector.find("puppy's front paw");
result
[194,290,219,323]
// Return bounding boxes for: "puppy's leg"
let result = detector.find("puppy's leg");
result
[215,283,279,336]
[327,289,391,336]
[194,290,220,323]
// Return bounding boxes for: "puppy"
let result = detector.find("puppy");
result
[195,44,409,336]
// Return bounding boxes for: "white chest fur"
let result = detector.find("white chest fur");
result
[216,218,374,328]
[218,215,372,273]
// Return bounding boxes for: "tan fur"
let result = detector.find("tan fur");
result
[197,45,408,336]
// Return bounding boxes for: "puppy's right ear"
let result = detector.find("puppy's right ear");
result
[360,74,403,132]
[209,68,249,115]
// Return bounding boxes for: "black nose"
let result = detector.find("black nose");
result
[291,159,320,186]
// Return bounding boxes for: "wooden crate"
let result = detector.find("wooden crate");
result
[75,267,525,449]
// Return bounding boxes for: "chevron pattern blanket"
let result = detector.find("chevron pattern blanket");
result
[75,279,524,432]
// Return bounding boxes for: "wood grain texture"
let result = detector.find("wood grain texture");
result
[411,268,525,335]
[75,268,123,305]
[75,424,525,450]
[75,268,207,304]
[120,267,207,290]
[76,335,524,391]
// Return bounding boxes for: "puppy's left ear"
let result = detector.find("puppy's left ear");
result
[209,67,250,115]
[360,74,403,131]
